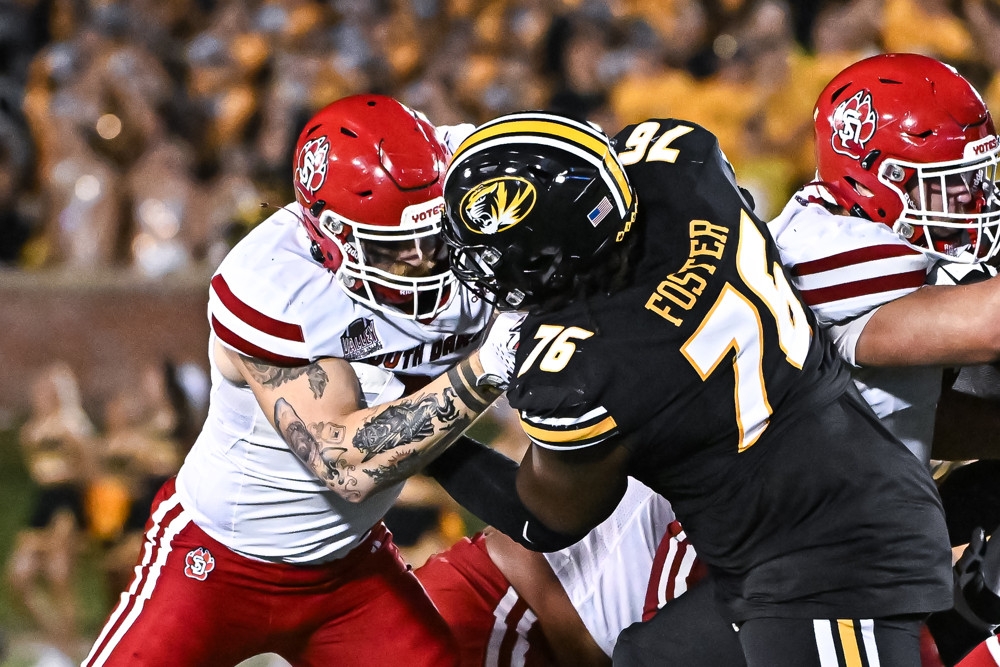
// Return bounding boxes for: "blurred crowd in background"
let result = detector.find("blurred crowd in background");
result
[4,0,1000,662]
[3,357,494,664]
[6,361,197,661]
[3,0,1000,277]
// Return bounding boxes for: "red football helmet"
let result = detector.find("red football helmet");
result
[293,94,456,319]
[814,53,1000,263]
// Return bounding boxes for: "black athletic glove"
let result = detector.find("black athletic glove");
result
[955,527,1000,630]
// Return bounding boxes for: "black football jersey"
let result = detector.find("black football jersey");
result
[505,119,952,621]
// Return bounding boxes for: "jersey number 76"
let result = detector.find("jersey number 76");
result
[681,211,812,451]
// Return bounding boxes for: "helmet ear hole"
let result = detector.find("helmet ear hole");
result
[845,178,874,198]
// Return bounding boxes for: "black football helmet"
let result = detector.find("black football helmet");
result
[442,111,637,312]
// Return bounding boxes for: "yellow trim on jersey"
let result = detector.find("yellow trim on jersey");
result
[519,414,619,444]
[452,119,633,210]
[837,620,862,667]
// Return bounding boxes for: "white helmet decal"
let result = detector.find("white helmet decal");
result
[296,137,330,196]
[831,90,878,160]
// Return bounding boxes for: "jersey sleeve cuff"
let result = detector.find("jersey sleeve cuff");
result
[825,306,880,367]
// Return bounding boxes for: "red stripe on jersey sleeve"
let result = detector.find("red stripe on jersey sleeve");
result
[212,316,309,366]
[211,274,305,343]
[790,244,921,277]
[798,269,926,307]
[643,521,708,621]
[498,594,533,665]
[643,530,673,621]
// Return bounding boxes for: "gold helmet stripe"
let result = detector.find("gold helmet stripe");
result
[450,117,633,212]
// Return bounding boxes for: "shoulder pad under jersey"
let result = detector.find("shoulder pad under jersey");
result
[768,191,932,325]
[209,206,353,365]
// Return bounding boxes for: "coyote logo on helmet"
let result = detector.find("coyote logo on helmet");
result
[831,90,878,160]
[297,137,330,196]
[184,547,216,581]
[460,177,536,234]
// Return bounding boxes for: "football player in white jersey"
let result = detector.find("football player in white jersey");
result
[765,53,1000,667]
[768,53,1000,466]
[415,474,702,667]
[83,95,516,667]
[609,54,1000,667]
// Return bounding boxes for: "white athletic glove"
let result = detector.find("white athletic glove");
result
[476,311,526,391]
[435,123,476,154]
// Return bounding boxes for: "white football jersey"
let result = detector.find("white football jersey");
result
[768,187,941,462]
[176,205,491,564]
[543,478,674,657]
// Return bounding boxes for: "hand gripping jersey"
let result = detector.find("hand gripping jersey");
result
[505,119,952,622]
[768,186,998,463]
[175,205,491,564]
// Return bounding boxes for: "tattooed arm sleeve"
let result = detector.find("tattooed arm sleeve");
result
[227,347,502,502]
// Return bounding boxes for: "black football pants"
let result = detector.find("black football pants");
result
[614,578,926,667]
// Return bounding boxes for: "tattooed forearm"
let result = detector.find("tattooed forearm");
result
[363,449,423,485]
[353,388,462,462]
[275,399,316,461]
[243,358,329,399]
[268,355,498,497]
[274,398,360,499]
[316,447,360,497]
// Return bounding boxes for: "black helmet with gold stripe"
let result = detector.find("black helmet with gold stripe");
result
[442,111,637,312]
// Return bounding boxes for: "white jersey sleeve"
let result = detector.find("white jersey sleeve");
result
[208,205,349,365]
[768,188,934,366]
[768,189,933,325]
[825,308,879,367]
[542,479,674,657]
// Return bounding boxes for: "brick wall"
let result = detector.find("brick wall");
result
[0,269,212,424]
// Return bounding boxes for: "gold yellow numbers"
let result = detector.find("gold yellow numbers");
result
[680,212,812,452]
[617,122,694,166]
[519,325,595,376]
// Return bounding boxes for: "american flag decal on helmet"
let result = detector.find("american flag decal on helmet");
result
[588,197,613,226]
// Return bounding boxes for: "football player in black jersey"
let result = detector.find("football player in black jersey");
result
[427,111,954,667]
